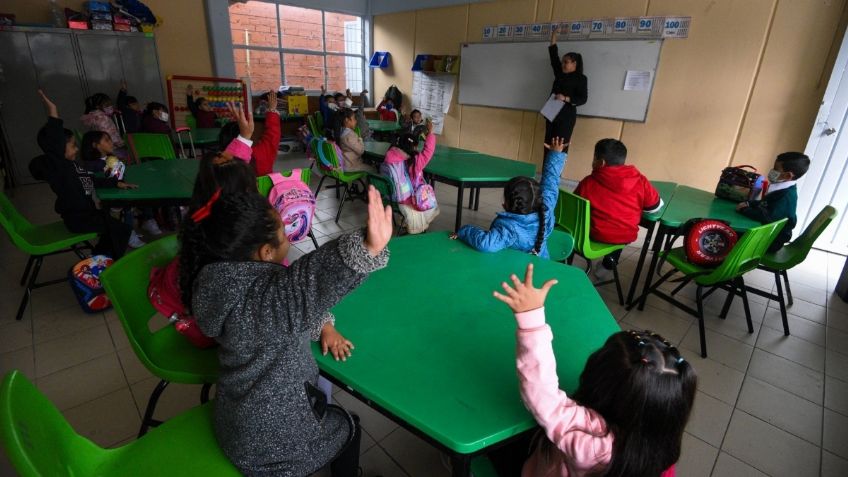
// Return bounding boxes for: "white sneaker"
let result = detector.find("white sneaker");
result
[142,219,162,236]
[128,231,146,249]
[592,260,614,282]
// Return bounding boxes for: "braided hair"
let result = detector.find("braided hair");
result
[534,330,697,477]
[504,176,546,255]
[178,192,280,312]
[189,150,257,211]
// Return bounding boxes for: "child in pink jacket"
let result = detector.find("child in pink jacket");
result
[493,264,696,477]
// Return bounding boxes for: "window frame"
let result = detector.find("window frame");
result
[229,2,367,95]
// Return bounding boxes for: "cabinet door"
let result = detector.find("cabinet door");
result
[76,32,123,99]
[117,35,165,104]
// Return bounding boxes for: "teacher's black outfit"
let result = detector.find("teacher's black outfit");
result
[546,44,588,143]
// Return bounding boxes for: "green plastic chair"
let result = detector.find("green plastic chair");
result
[314,138,368,223]
[749,206,837,335]
[0,370,239,477]
[256,170,320,248]
[0,191,95,321]
[547,228,575,262]
[127,133,177,163]
[184,114,197,131]
[367,172,404,231]
[313,110,324,132]
[643,219,787,358]
[308,114,322,138]
[99,235,218,437]
[554,190,627,304]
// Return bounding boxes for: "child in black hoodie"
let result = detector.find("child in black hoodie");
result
[30,90,137,259]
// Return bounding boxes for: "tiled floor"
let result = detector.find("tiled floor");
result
[1,152,847,476]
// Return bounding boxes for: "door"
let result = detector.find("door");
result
[76,32,123,98]
[799,28,848,255]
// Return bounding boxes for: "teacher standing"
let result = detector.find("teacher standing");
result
[546,26,588,146]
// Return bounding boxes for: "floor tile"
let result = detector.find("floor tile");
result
[105,312,131,350]
[782,283,827,307]
[736,376,822,445]
[700,312,761,346]
[747,349,824,404]
[0,318,33,354]
[777,299,827,325]
[823,408,848,459]
[762,308,826,346]
[63,387,140,448]
[722,409,820,477]
[825,376,848,416]
[380,426,450,477]
[116,347,152,384]
[36,352,127,411]
[676,433,717,477]
[685,355,745,404]
[130,377,206,422]
[822,450,848,477]
[32,307,105,344]
[332,389,399,442]
[828,308,848,334]
[681,327,754,372]
[826,348,848,382]
[34,325,114,377]
[0,346,34,378]
[755,326,825,372]
[359,444,410,477]
[686,391,733,447]
[712,452,769,477]
[826,326,848,356]
[621,306,691,344]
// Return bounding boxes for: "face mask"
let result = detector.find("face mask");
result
[343,98,353,108]
[159,111,169,122]
[328,103,339,111]
[102,106,114,115]
[767,169,784,183]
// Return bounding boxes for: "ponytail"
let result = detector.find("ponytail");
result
[532,204,547,255]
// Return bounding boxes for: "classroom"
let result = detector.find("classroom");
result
[0,0,847,476]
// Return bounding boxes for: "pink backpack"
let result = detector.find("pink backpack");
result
[267,170,316,243]
[148,259,216,349]
[412,183,437,211]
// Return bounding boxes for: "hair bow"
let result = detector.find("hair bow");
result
[191,187,222,223]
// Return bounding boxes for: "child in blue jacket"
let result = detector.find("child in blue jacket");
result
[451,138,567,258]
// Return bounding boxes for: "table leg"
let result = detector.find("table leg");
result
[636,224,668,311]
[474,188,481,211]
[455,186,465,232]
[468,188,475,209]
[626,221,657,305]
[450,454,471,477]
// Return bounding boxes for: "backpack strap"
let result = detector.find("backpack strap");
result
[268,172,284,185]
[316,139,334,168]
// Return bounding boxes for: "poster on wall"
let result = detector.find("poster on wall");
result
[412,71,456,135]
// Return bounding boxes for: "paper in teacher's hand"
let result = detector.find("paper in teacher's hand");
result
[540,94,565,121]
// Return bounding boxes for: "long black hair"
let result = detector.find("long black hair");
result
[84,93,111,113]
[178,192,280,311]
[563,52,584,75]
[393,132,420,158]
[504,176,546,255]
[330,108,357,143]
[80,130,109,162]
[189,150,257,211]
[538,330,696,477]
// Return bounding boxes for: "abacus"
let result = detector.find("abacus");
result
[166,75,249,129]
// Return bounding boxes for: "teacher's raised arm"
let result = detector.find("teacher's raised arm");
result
[545,26,588,151]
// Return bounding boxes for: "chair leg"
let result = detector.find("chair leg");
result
[782,270,793,307]
[612,264,624,306]
[200,382,212,404]
[719,284,735,320]
[670,277,693,296]
[139,379,169,437]
[308,230,320,249]
[19,256,34,286]
[774,272,790,336]
[736,277,754,334]
[335,184,349,223]
[16,257,43,321]
[335,178,340,199]
[315,175,327,197]
[696,285,707,358]
[566,253,574,265]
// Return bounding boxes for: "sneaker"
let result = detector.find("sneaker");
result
[592,260,613,282]
[128,230,146,249]
[142,219,162,236]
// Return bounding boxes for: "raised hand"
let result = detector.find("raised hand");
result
[320,323,354,361]
[320,84,327,95]
[38,90,58,118]
[267,90,278,112]
[227,102,254,139]
[550,24,558,44]
[426,118,434,135]
[493,263,558,313]
[185,84,194,96]
[364,185,393,256]
[544,137,568,153]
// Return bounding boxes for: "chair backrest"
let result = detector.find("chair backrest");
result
[554,190,592,254]
[0,191,33,249]
[313,110,324,131]
[100,235,180,371]
[0,371,103,476]
[307,115,322,138]
[185,114,197,130]
[318,138,343,171]
[256,169,312,197]
[776,205,837,268]
[702,219,788,284]
[367,173,398,210]
[127,133,177,163]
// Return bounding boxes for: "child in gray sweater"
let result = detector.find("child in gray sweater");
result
[179,186,393,476]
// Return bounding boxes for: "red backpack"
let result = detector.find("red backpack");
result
[148,259,216,349]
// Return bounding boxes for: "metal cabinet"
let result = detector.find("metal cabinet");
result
[0,27,164,185]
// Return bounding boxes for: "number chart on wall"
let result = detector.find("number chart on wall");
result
[166,75,249,129]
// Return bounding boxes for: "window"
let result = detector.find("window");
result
[229,1,366,94]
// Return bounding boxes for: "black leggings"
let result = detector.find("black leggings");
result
[330,413,362,477]
[602,249,624,270]
[488,430,538,477]
[63,211,131,259]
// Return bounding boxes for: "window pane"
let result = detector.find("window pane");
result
[325,13,362,54]
[279,5,323,51]
[234,49,281,93]
[327,55,364,93]
[229,1,279,48]
[283,53,324,90]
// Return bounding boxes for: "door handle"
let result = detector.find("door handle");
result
[824,127,837,136]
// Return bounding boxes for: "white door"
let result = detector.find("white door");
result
[800,29,848,255]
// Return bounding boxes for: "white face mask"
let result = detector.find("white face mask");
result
[159,111,169,122]
[327,103,339,111]
[767,169,784,183]
[343,98,353,108]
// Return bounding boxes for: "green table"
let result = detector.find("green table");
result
[625,181,678,304]
[362,140,391,160]
[314,232,619,476]
[634,185,764,310]
[366,119,402,132]
[176,128,221,158]
[424,154,536,231]
[96,159,198,207]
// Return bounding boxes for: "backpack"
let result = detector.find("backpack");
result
[379,158,413,203]
[316,138,346,172]
[68,255,113,313]
[412,183,437,211]
[148,259,216,349]
[267,170,316,243]
[715,165,766,202]
[681,219,739,267]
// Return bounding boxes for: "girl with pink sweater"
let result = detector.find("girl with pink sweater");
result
[493,264,697,477]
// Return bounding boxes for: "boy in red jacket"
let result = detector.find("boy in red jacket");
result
[574,139,662,277]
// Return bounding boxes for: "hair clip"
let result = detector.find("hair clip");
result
[676,357,685,365]
[637,340,646,347]
[641,358,650,364]
[191,187,222,223]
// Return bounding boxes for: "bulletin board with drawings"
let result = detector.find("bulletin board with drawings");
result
[166,75,249,129]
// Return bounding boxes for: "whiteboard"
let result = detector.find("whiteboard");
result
[458,40,663,122]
